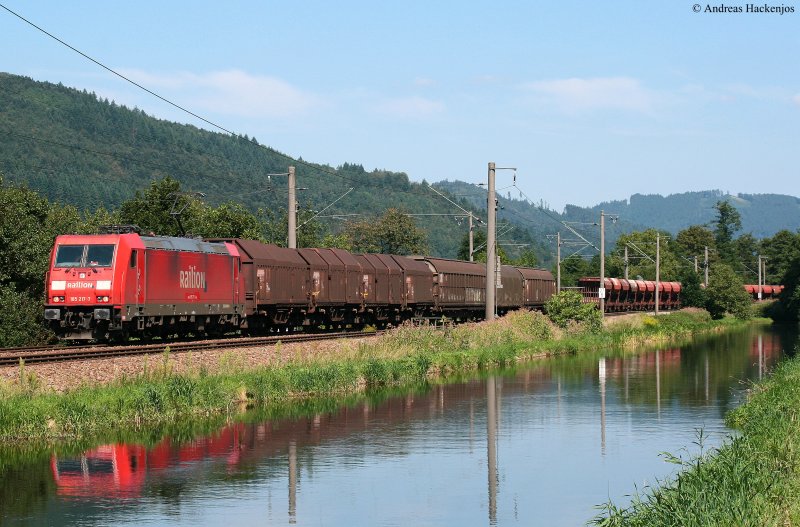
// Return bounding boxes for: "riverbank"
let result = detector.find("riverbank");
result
[0,309,757,442]
[591,333,800,526]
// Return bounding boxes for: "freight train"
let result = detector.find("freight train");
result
[44,231,556,341]
[578,277,784,311]
[577,277,682,312]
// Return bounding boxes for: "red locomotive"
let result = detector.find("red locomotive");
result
[44,231,556,341]
[44,232,244,340]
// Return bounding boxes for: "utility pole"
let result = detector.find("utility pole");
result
[288,165,297,249]
[758,255,763,300]
[655,233,660,315]
[624,246,629,280]
[485,162,496,321]
[694,255,698,273]
[556,231,561,292]
[469,212,475,262]
[599,210,606,317]
[704,246,709,287]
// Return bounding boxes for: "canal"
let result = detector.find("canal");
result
[1,324,796,526]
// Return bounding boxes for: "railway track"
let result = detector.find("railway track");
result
[0,331,381,367]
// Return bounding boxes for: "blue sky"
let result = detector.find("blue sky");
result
[2,1,798,210]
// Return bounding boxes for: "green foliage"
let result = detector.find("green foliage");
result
[345,208,428,255]
[760,229,800,284]
[768,254,800,322]
[558,256,592,288]
[455,229,509,263]
[676,267,706,308]
[262,206,325,248]
[194,202,265,240]
[607,229,679,281]
[457,229,485,261]
[544,290,602,332]
[0,286,52,346]
[674,225,716,261]
[704,263,751,320]
[714,200,742,266]
[511,248,539,267]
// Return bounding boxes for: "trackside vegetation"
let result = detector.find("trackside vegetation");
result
[0,308,753,443]
[591,347,800,527]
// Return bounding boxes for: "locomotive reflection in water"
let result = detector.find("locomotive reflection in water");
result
[44,230,555,341]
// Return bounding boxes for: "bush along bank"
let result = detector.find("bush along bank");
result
[0,309,757,443]
[590,344,800,527]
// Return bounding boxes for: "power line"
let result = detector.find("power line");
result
[0,3,370,188]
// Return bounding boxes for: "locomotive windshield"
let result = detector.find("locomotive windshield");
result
[55,244,115,268]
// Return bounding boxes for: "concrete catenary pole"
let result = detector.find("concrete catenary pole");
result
[556,231,561,292]
[288,166,297,249]
[704,246,709,287]
[599,210,605,317]
[624,245,629,280]
[469,212,475,262]
[485,162,496,320]
[655,233,660,315]
[758,255,763,301]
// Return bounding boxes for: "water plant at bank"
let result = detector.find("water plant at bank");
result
[0,309,756,443]
[590,345,800,527]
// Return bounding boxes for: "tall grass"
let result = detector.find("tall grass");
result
[0,309,752,443]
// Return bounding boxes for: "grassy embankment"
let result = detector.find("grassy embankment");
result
[0,309,754,443]
[591,338,800,527]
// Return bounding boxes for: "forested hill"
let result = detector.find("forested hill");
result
[1,72,796,261]
[0,72,535,259]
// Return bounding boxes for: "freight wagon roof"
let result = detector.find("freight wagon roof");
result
[354,254,379,273]
[223,239,307,266]
[390,255,431,274]
[515,267,554,281]
[297,248,327,268]
[140,236,230,255]
[371,254,402,273]
[418,257,485,276]
[500,265,522,279]
[329,249,360,268]
[312,249,346,271]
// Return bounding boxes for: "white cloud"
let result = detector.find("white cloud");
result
[118,69,320,118]
[373,96,444,119]
[413,77,436,87]
[522,77,655,113]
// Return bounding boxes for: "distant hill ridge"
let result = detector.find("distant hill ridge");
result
[1,72,797,263]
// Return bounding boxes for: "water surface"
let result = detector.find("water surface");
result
[2,324,795,526]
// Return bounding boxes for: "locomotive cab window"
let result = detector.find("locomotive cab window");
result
[86,245,114,267]
[54,244,115,268]
[130,250,137,268]
[54,245,84,267]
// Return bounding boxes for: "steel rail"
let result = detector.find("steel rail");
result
[0,331,381,366]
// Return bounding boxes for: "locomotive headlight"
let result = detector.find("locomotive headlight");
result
[52,297,60,303]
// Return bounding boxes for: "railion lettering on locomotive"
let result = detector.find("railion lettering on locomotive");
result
[179,266,206,290]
